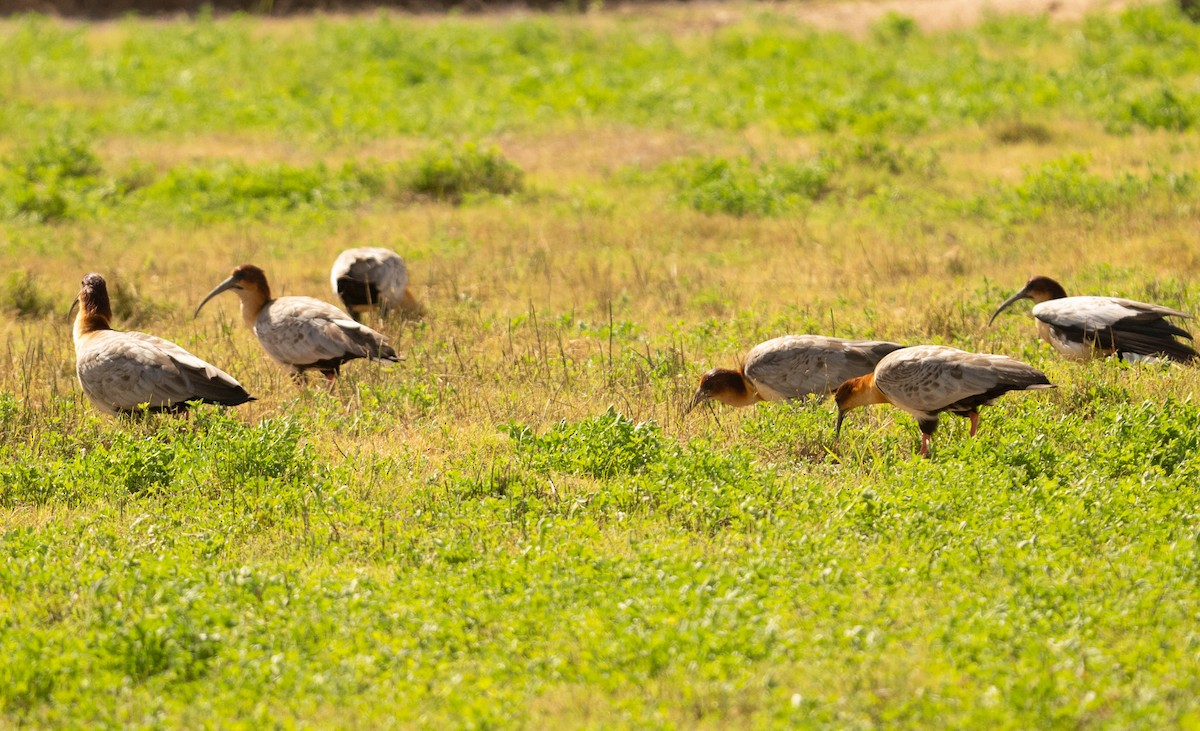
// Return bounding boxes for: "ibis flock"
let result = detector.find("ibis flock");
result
[69,257,1195,457]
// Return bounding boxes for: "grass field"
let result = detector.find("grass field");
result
[2,2,1200,727]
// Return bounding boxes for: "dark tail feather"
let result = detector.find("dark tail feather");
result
[1112,331,1199,364]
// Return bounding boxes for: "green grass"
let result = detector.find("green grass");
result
[2,3,1200,728]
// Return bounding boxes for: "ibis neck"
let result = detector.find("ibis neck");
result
[852,374,891,409]
[74,312,111,340]
[717,373,762,407]
[237,290,271,329]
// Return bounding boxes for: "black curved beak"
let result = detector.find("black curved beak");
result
[194,276,239,318]
[988,285,1032,327]
[835,408,847,438]
[683,389,709,417]
[67,298,79,322]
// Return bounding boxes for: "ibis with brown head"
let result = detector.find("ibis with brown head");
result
[195,264,401,380]
[834,345,1054,457]
[989,275,1196,363]
[72,273,254,416]
[330,247,424,322]
[686,335,906,414]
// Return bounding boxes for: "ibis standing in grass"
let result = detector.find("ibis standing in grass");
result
[330,247,424,322]
[195,264,401,381]
[834,345,1054,457]
[686,335,906,413]
[989,275,1197,363]
[72,273,254,415]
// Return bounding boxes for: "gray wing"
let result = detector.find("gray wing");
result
[1033,296,1195,362]
[1033,296,1190,331]
[257,296,397,366]
[744,335,905,399]
[76,331,249,412]
[875,345,1048,412]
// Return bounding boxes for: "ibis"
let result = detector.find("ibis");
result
[330,247,424,322]
[686,335,906,413]
[834,345,1054,457]
[195,264,401,380]
[71,273,254,415]
[989,275,1196,363]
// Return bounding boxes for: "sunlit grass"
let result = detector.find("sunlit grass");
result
[2,2,1200,728]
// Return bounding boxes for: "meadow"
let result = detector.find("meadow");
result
[2,2,1200,727]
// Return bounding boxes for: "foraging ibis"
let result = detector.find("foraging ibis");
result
[330,247,424,322]
[834,345,1053,457]
[686,335,906,413]
[195,264,401,380]
[71,273,254,415]
[989,275,1196,363]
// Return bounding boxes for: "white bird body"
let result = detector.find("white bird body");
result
[72,273,253,415]
[197,265,401,380]
[330,247,422,321]
[836,345,1053,456]
[687,335,905,412]
[991,276,1196,364]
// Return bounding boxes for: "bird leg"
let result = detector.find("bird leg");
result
[919,433,932,458]
[968,412,980,437]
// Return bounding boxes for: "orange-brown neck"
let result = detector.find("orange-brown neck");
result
[232,283,271,328]
[713,372,762,408]
[694,368,762,409]
[73,306,111,339]
[836,373,890,412]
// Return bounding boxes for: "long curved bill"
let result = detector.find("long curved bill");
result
[987,285,1032,327]
[194,276,239,318]
[835,409,847,437]
[67,298,79,322]
[683,389,709,416]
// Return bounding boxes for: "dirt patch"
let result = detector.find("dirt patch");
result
[782,0,1140,35]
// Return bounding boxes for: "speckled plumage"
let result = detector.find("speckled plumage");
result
[196,264,401,379]
[253,295,399,375]
[872,345,1052,419]
[743,335,906,401]
[73,273,253,415]
[835,345,1053,456]
[687,335,905,413]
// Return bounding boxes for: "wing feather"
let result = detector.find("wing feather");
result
[875,346,1048,413]
[744,335,905,399]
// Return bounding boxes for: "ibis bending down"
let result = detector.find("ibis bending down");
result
[330,247,424,322]
[195,264,401,380]
[686,335,906,413]
[72,273,254,415]
[989,275,1197,363]
[834,345,1053,457]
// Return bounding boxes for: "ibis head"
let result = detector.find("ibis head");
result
[73,272,113,335]
[833,374,886,437]
[988,275,1069,326]
[685,368,755,414]
[195,264,272,324]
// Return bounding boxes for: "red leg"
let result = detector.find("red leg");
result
[919,433,932,458]
[968,412,980,437]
